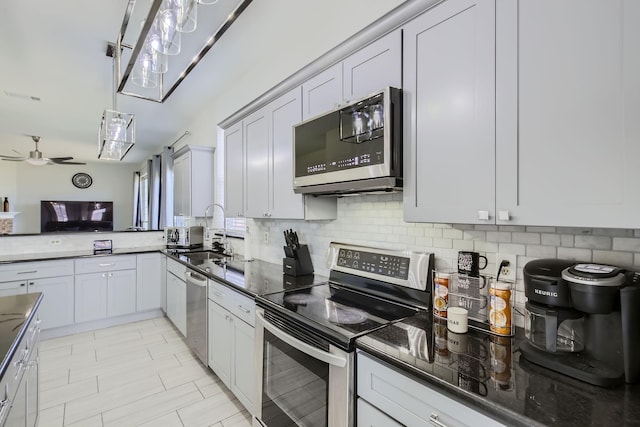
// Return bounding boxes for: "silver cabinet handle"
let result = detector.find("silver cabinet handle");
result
[498,210,511,221]
[0,396,10,422]
[99,263,115,267]
[236,305,251,314]
[429,413,449,427]
[17,270,37,275]
[102,273,107,278]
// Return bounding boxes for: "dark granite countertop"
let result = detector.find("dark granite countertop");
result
[0,293,43,379]
[356,311,640,427]
[165,251,326,299]
[0,246,165,264]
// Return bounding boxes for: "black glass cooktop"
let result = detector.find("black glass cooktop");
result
[259,283,418,350]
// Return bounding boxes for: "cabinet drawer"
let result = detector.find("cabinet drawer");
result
[208,280,233,308]
[167,258,187,279]
[75,255,136,274]
[357,352,504,427]
[0,259,74,282]
[230,291,255,327]
[0,280,28,297]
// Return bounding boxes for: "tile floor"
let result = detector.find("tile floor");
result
[38,317,253,427]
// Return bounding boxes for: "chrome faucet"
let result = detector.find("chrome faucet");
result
[204,203,229,255]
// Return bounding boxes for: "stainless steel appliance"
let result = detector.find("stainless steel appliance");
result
[186,268,208,365]
[521,259,640,387]
[293,87,402,195]
[254,242,433,427]
[165,226,204,249]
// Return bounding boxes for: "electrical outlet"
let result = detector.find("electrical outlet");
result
[263,231,269,244]
[495,253,517,283]
[49,238,61,246]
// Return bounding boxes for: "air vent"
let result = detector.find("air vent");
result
[4,91,41,102]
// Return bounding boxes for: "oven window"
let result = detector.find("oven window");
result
[262,329,329,427]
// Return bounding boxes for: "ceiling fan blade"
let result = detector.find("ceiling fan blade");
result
[1,158,25,162]
[51,160,87,165]
[0,154,24,159]
[49,157,74,161]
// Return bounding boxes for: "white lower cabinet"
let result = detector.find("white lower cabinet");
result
[358,398,403,427]
[207,280,255,415]
[75,269,137,322]
[136,253,163,312]
[28,276,74,329]
[166,271,187,336]
[357,352,504,427]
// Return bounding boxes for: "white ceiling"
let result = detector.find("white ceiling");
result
[0,0,250,164]
[0,0,405,166]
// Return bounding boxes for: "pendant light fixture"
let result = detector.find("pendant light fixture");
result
[98,42,135,161]
[114,0,252,103]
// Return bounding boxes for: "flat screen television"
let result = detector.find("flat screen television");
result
[41,201,114,232]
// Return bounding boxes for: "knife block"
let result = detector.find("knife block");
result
[283,244,314,276]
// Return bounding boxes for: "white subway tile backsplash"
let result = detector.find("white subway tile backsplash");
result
[557,247,592,261]
[541,233,561,246]
[486,231,512,243]
[526,245,558,258]
[497,243,527,256]
[512,232,541,245]
[560,234,575,247]
[592,250,634,267]
[613,237,640,252]
[574,235,613,250]
[442,228,463,239]
[245,195,640,331]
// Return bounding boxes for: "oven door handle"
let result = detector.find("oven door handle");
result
[256,311,347,368]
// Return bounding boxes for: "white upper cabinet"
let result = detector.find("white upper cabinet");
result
[244,107,271,218]
[230,87,336,220]
[172,145,215,218]
[301,63,343,120]
[302,29,402,121]
[269,88,306,219]
[496,0,640,228]
[224,122,244,218]
[343,29,402,102]
[403,0,496,224]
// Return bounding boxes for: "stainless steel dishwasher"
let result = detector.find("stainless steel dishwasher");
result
[185,268,208,365]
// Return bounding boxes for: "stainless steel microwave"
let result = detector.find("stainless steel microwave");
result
[293,87,402,196]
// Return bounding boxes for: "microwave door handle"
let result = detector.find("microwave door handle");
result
[256,311,347,368]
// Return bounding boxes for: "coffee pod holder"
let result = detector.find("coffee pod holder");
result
[433,270,515,336]
[283,244,314,276]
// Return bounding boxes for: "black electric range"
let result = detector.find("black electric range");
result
[256,242,434,351]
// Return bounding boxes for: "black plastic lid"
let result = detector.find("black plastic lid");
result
[523,259,577,280]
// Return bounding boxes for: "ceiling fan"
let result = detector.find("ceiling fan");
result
[0,136,86,166]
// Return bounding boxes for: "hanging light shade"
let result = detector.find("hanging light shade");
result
[148,1,182,55]
[131,53,159,88]
[99,110,136,161]
[176,0,198,33]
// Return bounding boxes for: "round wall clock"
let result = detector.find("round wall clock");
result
[72,172,93,189]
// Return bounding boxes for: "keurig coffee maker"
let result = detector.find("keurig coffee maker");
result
[521,259,640,387]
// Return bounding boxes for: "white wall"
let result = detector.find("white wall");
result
[11,162,138,233]
[0,161,17,209]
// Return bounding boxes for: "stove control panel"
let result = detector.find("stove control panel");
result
[337,249,409,280]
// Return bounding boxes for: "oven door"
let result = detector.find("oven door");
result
[254,308,353,427]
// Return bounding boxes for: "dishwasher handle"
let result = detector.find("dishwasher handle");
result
[185,271,207,287]
[256,310,347,368]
